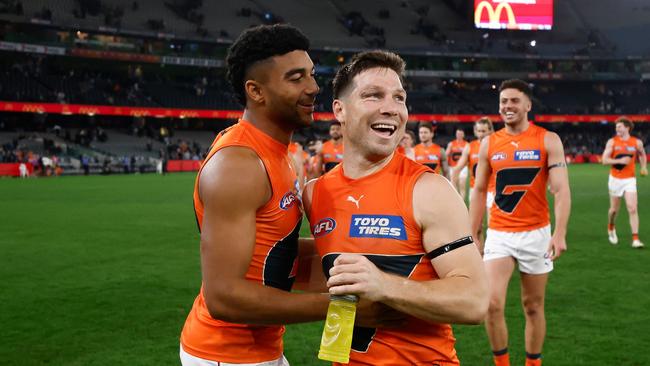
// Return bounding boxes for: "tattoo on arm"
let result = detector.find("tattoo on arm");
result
[548,162,567,170]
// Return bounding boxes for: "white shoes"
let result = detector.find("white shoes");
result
[632,239,645,249]
[608,230,618,245]
[608,229,644,248]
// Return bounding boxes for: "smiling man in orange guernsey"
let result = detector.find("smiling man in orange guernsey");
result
[470,79,571,366]
[178,24,327,366]
[303,50,488,365]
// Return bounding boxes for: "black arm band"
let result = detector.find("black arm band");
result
[424,236,474,260]
[548,162,566,170]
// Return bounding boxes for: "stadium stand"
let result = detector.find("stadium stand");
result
[1,0,649,176]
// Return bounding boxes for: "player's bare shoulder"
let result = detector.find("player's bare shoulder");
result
[413,173,461,221]
[199,146,269,206]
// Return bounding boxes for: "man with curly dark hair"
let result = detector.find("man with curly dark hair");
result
[178,24,324,366]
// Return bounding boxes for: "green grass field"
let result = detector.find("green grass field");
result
[1,164,648,366]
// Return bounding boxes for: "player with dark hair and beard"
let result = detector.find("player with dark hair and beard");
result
[179,24,324,366]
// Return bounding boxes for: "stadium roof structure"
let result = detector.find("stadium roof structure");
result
[0,0,649,57]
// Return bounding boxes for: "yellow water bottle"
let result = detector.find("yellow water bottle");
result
[318,294,358,363]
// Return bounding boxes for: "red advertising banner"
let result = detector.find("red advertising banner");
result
[534,115,650,123]
[474,0,553,30]
[70,48,161,63]
[0,163,33,177]
[1,101,649,123]
[166,160,202,172]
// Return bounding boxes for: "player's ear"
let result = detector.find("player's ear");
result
[245,80,264,105]
[333,99,345,125]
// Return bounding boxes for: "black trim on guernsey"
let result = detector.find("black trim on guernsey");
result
[424,236,474,259]
[424,162,438,171]
[321,253,423,352]
[193,200,201,233]
[613,153,633,170]
[324,161,340,172]
[494,167,541,213]
[262,219,302,291]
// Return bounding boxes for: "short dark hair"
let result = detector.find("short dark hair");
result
[332,50,405,99]
[499,79,532,100]
[418,122,434,133]
[226,24,310,105]
[615,116,633,131]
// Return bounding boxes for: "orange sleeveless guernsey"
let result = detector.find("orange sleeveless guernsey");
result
[308,153,460,365]
[321,139,344,172]
[447,139,467,167]
[609,136,638,179]
[487,124,549,232]
[413,143,443,174]
[180,120,302,363]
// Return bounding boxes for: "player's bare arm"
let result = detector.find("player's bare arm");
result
[469,138,491,251]
[545,132,571,260]
[601,138,631,165]
[451,144,470,185]
[199,147,328,325]
[637,139,648,176]
[328,173,488,324]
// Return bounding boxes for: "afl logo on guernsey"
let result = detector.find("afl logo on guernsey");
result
[279,191,298,210]
[349,215,406,240]
[514,150,541,161]
[312,218,336,237]
[491,152,507,161]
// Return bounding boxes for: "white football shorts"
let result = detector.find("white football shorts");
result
[483,225,553,274]
[608,175,637,197]
[180,345,290,366]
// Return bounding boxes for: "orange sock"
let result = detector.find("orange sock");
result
[608,224,615,231]
[526,353,542,366]
[492,348,510,366]
[633,233,639,241]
